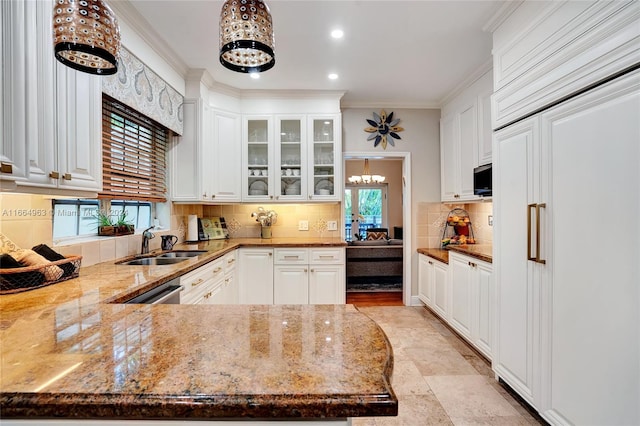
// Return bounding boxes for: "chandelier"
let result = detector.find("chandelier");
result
[52,0,121,75]
[348,159,385,184]
[219,0,275,73]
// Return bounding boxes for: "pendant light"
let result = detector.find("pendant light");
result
[348,159,385,184]
[219,0,275,73]
[53,0,121,75]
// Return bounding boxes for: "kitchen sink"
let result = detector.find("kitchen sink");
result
[157,250,207,258]
[118,257,189,266]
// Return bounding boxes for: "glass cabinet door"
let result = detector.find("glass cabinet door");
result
[276,117,305,200]
[246,118,272,199]
[309,117,339,199]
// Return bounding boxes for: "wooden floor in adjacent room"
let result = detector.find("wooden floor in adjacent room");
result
[346,291,404,307]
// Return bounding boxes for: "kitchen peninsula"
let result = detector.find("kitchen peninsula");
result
[0,239,397,423]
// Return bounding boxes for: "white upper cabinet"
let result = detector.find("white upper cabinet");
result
[0,0,29,184]
[440,69,493,202]
[170,101,242,203]
[243,116,275,201]
[492,0,640,128]
[1,0,101,194]
[210,109,242,202]
[308,115,341,201]
[275,116,306,201]
[242,113,341,202]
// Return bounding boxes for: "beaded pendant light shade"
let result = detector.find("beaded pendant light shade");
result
[52,0,121,75]
[219,0,275,73]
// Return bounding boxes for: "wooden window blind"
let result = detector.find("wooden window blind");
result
[100,95,169,202]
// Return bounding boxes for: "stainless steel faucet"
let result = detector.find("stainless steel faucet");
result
[141,226,155,254]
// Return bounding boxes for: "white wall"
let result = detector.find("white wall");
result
[342,108,441,299]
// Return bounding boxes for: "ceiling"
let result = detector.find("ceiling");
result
[124,0,505,108]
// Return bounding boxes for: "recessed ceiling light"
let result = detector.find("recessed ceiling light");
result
[331,29,344,39]
[249,72,260,79]
[328,73,338,80]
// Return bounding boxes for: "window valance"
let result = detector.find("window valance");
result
[102,47,184,135]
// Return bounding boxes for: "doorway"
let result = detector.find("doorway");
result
[342,152,412,306]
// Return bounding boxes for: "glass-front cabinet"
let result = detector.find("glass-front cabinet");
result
[244,116,273,201]
[275,116,306,201]
[308,116,340,200]
[242,114,341,202]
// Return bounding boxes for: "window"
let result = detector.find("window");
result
[344,185,388,241]
[52,199,152,239]
[101,94,169,202]
[52,96,168,239]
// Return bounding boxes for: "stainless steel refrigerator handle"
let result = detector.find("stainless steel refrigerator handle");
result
[150,285,184,305]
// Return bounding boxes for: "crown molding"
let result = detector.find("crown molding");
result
[482,1,523,33]
[438,58,493,107]
[238,89,346,100]
[109,0,189,78]
[340,100,441,110]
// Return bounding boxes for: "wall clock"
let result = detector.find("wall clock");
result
[364,110,404,149]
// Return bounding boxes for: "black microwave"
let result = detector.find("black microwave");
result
[473,164,492,197]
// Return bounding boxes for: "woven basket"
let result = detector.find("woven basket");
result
[0,255,82,294]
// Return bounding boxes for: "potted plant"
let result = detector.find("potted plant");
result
[95,210,134,236]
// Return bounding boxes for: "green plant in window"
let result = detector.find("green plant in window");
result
[94,210,134,236]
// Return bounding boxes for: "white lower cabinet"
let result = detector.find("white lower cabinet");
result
[448,252,492,360]
[419,252,492,360]
[273,248,345,305]
[180,257,225,305]
[238,248,274,304]
[418,254,448,317]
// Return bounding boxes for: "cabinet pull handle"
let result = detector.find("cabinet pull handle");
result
[49,171,60,179]
[284,255,299,259]
[527,203,536,262]
[62,173,72,180]
[192,278,204,287]
[227,258,235,264]
[213,267,222,273]
[536,203,546,265]
[0,163,13,174]
[319,255,333,259]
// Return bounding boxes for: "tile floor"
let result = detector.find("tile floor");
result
[353,306,545,426]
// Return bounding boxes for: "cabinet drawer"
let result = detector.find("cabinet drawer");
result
[274,248,308,264]
[310,248,344,264]
[180,258,224,297]
[223,250,237,273]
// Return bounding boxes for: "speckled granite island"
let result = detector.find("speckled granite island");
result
[0,238,397,423]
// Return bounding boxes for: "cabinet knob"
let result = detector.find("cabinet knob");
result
[0,163,13,174]
[211,194,215,198]
[49,171,60,179]
[428,261,433,265]
[310,269,314,273]
[202,192,207,198]
[62,173,72,180]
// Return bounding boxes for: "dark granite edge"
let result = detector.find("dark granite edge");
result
[0,392,398,419]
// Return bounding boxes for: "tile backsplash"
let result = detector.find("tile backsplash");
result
[0,194,342,267]
[416,201,493,249]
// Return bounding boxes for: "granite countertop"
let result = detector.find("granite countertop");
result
[1,237,397,420]
[417,244,493,264]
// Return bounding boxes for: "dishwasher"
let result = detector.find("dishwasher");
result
[125,278,183,304]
